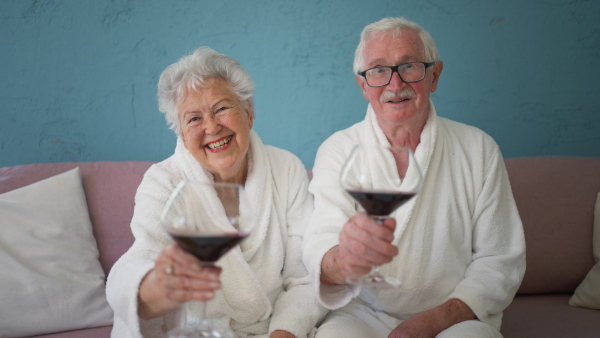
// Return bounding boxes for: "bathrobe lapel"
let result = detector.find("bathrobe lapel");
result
[173,131,274,326]
[361,102,438,244]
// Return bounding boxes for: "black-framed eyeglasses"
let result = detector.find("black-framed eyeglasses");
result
[357,61,436,87]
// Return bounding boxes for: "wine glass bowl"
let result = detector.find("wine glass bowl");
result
[161,181,247,267]
[160,181,246,337]
[340,144,422,289]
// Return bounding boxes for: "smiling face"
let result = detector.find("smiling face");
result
[178,78,254,183]
[356,29,443,130]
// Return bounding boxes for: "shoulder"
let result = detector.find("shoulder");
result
[137,155,182,197]
[315,121,364,164]
[264,145,305,171]
[263,145,311,201]
[320,121,364,149]
[437,116,496,143]
[437,116,499,154]
[435,116,504,177]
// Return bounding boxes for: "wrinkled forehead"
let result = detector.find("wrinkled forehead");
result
[364,29,426,64]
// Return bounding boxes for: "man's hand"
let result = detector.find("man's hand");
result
[388,298,476,338]
[321,212,398,285]
[388,314,437,338]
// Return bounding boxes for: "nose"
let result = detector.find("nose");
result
[386,69,405,90]
[204,115,221,134]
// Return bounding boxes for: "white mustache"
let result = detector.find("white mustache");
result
[380,88,417,103]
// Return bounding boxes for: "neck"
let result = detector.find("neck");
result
[213,157,249,186]
[377,112,428,152]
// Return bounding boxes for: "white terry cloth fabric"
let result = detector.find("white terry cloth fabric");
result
[315,300,502,338]
[107,130,327,338]
[302,102,526,333]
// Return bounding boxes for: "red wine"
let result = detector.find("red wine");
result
[347,189,415,216]
[169,231,249,263]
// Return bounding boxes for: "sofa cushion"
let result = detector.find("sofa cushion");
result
[0,168,113,337]
[505,157,600,294]
[0,161,154,276]
[569,192,600,309]
[501,294,600,337]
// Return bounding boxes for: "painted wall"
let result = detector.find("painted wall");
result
[1,0,599,169]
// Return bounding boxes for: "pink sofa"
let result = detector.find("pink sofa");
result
[0,157,599,337]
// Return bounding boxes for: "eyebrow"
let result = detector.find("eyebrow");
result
[366,56,419,68]
[181,98,234,117]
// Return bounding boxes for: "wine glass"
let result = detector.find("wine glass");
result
[340,144,422,289]
[160,180,247,338]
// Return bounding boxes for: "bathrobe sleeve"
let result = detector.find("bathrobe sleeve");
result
[302,131,362,309]
[106,161,179,338]
[268,149,328,337]
[448,145,526,326]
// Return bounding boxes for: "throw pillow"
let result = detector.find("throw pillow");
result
[569,192,600,309]
[0,168,113,337]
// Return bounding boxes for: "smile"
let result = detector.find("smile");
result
[206,135,233,150]
[389,98,409,103]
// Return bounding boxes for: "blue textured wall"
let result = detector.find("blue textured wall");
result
[1,0,599,169]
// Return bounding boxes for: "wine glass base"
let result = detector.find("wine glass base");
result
[168,327,234,338]
[167,327,201,338]
[347,274,402,290]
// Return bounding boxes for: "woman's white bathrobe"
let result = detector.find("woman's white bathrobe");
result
[107,131,327,338]
[303,103,526,336]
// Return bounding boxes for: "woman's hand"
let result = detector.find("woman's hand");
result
[270,330,296,338]
[138,244,222,320]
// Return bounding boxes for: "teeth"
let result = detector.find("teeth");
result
[207,136,232,150]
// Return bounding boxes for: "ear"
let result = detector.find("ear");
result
[180,132,188,148]
[178,114,189,148]
[245,101,254,129]
[355,74,370,101]
[429,61,444,93]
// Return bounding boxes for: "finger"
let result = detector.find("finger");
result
[154,247,221,290]
[161,265,222,292]
[163,283,217,303]
[352,213,396,242]
[338,242,372,266]
[341,221,398,263]
[160,272,222,303]
[164,245,223,280]
[166,245,204,272]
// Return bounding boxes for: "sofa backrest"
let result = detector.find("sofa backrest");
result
[2,157,599,295]
[505,156,600,294]
[0,161,153,275]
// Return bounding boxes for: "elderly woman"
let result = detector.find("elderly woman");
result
[106,47,326,338]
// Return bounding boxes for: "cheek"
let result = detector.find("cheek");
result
[182,127,204,148]
[364,87,382,102]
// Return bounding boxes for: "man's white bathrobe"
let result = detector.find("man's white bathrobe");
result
[303,103,526,337]
[107,131,326,338]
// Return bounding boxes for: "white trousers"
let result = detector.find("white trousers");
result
[315,301,503,338]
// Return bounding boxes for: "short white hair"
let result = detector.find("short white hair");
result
[353,17,441,74]
[157,47,255,136]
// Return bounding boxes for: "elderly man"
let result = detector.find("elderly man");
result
[303,17,526,338]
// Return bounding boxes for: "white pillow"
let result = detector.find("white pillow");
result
[0,168,113,337]
[569,192,600,309]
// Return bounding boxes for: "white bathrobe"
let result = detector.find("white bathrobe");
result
[107,131,327,338]
[302,103,526,336]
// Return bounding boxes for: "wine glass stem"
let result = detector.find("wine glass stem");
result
[371,216,386,274]
[199,300,207,322]
[198,262,214,322]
